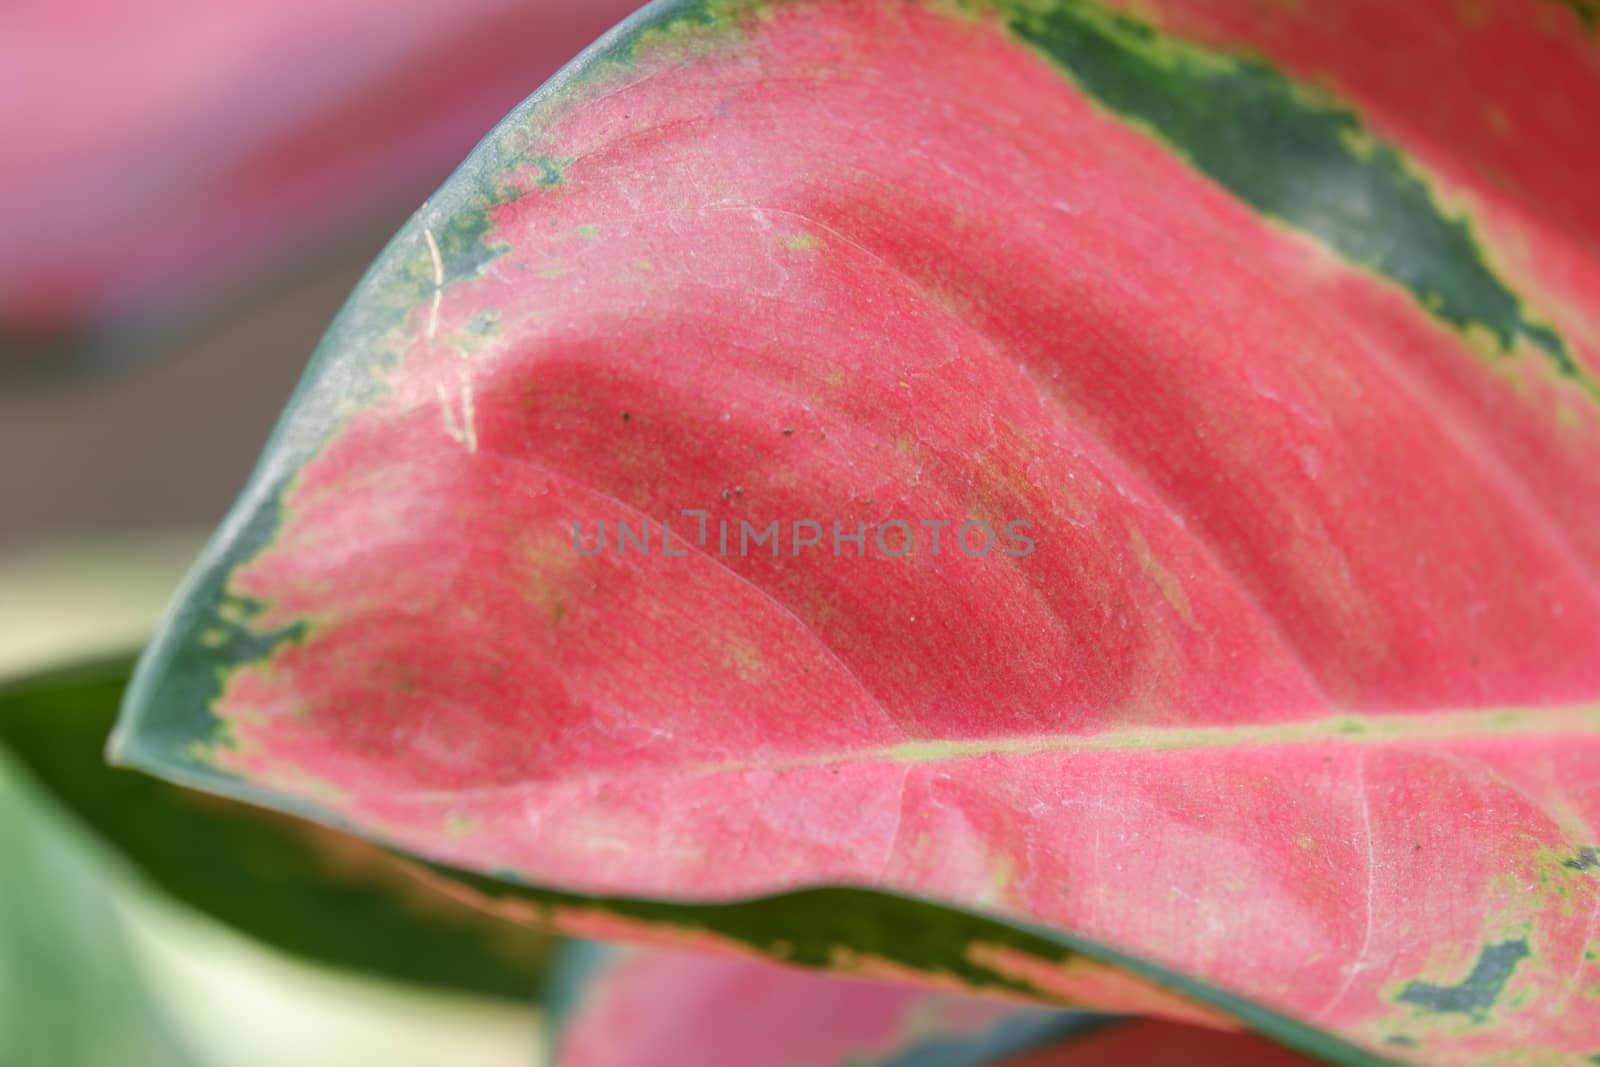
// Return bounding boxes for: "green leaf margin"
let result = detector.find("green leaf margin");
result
[1,655,552,1000]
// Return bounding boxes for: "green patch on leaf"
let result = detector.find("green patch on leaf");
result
[1396,939,1530,1020]
[606,0,738,57]
[997,0,1593,396]
[1550,0,1600,31]
[556,0,756,88]
[110,489,305,773]
[1563,846,1600,872]
[389,195,509,329]
[532,155,576,187]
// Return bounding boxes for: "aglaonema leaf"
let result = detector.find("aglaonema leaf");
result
[1005,1020,1355,1067]
[548,943,1095,1067]
[549,944,1331,1067]
[114,1,1600,1062]
[0,655,551,999]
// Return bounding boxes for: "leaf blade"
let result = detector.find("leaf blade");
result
[114,1,1600,1062]
[548,943,1096,1067]
[4,656,552,1000]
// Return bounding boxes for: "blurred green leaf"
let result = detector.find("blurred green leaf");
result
[0,750,203,1067]
[0,655,552,1001]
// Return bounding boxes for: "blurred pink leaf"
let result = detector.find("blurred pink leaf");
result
[0,0,640,353]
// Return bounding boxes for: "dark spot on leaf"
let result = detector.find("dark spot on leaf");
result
[531,156,573,187]
[1396,939,1530,1020]
[1563,846,1600,872]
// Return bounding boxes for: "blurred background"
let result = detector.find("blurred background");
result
[1,3,643,1064]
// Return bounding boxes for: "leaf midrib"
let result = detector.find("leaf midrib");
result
[385,701,1600,805]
